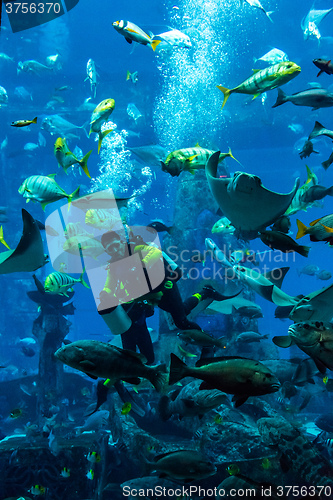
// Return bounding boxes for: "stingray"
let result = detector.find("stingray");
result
[205,151,300,235]
[232,266,300,307]
[289,283,333,322]
[207,296,262,315]
[0,209,47,274]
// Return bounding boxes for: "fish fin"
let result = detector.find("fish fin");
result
[0,226,10,249]
[41,202,49,212]
[79,360,96,370]
[309,217,322,226]
[151,40,161,52]
[67,186,80,209]
[124,37,133,44]
[272,88,287,108]
[305,164,315,184]
[225,147,242,166]
[296,219,308,239]
[78,150,92,178]
[264,267,290,288]
[272,335,293,348]
[252,93,261,100]
[87,373,98,380]
[300,245,311,258]
[149,363,167,393]
[252,69,260,73]
[79,270,90,289]
[98,129,113,154]
[169,353,188,385]
[317,70,323,77]
[320,224,333,234]
[266,10,274,22]
[186,154,198,162]
[217,85,231,109]
[47,173,57,179]
[232,395,248,407]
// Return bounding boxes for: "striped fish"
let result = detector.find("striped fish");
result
[63,236,105,260]
[64,222,92,239]
[89,99,115,153]
[285,165,318,215]
[217,61,301,108]
[296,214,333,242]
[85,208,124,230]
[44,270,90,296]
[18,174,80,211]
[54,137,92,178]
[258,417,333,486]
[162,145,238,177]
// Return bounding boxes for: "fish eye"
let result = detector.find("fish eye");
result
[315,321,321,328]
[304,324,310,329]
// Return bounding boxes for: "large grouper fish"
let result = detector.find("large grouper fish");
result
[273,321,333,372]
[54,340,167,392]
[169,354,280,407]
[258,416,333,487]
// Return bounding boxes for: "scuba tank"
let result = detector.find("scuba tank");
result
[100,305,132,335]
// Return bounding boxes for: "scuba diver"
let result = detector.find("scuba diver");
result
[97,227,230,362]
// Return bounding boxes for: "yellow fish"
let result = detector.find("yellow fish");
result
[121,402,132,415]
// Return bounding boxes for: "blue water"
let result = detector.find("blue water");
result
[1,0,333,497]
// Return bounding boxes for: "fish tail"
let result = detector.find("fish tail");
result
[0,226,10,249]
[150,40,161,52]
[266,10,274,22]
[298,245,311,258]
[227,147,242,166]
[308,121,325,141]
[322,158,332,171]
[78,150,92,178]
[217,85,231,109]
[305,164,316,185]
[296,219,309,239]
[272,88,287,108]
[98,129,113,154]
[126,70,131,80]
[148,363,167,393]
[169,353,189,385]
[158,395,173,421]
[67,186,80,209]
[79,269,90,289]
[32,117,38,124]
